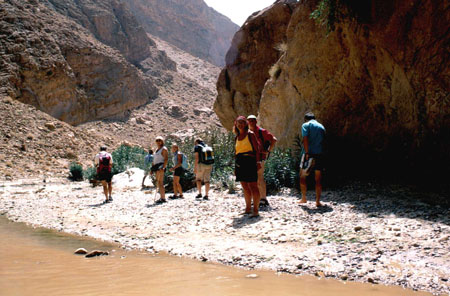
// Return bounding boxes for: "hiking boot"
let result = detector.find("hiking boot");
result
[203,195,209,200]
[155,198,167,204]
[195,194,202,199]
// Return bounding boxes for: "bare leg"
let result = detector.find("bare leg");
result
[315,170,322,207]
[249,182,260,216]
[241,182,252,213]
[101,180,108,201]
[157,170,165,200]
[196,179,202,196]
[257,163,267,200]
[173,175,181,196]
[107,182,112,198]
[299,172,307,203]
[205,182,210,197]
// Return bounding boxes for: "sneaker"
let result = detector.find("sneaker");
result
[168,195,179,200]
[259,199,269,208]
[155,198,167,204]
[109,196,113,202]
[203,196,209,200]
[195,194,202,199]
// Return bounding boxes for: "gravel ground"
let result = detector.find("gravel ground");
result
[0,176,448,295]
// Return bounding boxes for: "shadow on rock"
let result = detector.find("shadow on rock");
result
[232,215,262,229]
[300,204,333,215]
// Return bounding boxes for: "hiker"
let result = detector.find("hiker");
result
[299,112,326,207]
[234,116,263,217]
[247,114,277,208]
[94,146,113,203]
[152,136,168,204]
[194,138,213,200]
[141,149,154,187]
[169,143,184,199]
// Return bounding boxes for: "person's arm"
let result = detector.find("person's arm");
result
[194,151,199,173]
[175,153,182,169]
[109,154,113,169]
[303,136,309,160]
[162,148,168,170]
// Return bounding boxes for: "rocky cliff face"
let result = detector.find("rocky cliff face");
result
[125,0,239,66]
[0,0,162,125]
[215,0,449,178]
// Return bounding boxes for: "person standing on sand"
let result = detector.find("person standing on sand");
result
[152,136,168,204]
[193,138,213,200]
[169,143,184,199]
[247,114,277,208]
[234,116,263,218]
[94,146,113,203]
[299,112,326,207]
[141,148,153,188]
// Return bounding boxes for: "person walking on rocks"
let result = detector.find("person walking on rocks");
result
[94,146,113,203]
[169,143,184,199]
[194,138,213,200]
[152,136,168,204]
[299,112,326,207]
[247,114,277,208]
[141,148,154,188]
[234,116,263,217]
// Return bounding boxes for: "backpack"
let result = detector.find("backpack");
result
[98,153,111,173]
[198,143,214,165]
[173,152,189,169]
[181,153,189,169]
[258,128,271,151]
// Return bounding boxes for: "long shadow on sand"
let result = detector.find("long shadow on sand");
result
[87,201,109,208]
[300,204,333,215]
[232,215,262,229]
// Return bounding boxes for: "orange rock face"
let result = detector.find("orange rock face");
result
[215,0,449,177]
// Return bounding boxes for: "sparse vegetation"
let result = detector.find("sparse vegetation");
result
[69,162,83,181]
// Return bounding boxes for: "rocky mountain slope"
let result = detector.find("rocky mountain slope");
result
[215,0,449,180]
[0,0,160,125]
[125,0,239,66]
[0,30,220,179]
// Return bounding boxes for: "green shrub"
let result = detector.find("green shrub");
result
[83,166,97,181]
[111,144,147,175]
[264,148,300,194]
[69,162,83,181]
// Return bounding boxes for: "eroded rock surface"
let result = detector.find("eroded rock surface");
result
[126,0,239,66]
[0,0,158,125]
[215,0,450,176]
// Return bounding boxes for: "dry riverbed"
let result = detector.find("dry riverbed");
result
[0,174,448,295]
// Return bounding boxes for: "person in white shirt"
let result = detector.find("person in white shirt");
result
[94,146,113,203]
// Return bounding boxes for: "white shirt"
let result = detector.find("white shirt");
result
[94,151,113,166]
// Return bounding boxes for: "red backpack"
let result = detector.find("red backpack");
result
[97,153,111,173]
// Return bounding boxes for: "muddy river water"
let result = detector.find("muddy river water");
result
[0,216,431,296]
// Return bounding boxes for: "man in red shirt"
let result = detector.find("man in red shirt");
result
[247,115,277,207]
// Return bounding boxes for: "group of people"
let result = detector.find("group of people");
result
[93,112,326,215]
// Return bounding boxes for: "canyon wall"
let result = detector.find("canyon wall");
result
[215,0,449,178]
[126,0,240,66]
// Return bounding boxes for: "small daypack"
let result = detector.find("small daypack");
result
[199,144,214,165]
[173,152,189,170]
[98,153,111,173]
[181,153,189,169]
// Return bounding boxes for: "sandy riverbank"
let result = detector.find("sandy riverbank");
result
[0,174,448,295]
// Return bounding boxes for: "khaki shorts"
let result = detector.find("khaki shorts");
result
[196,163,212,183]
